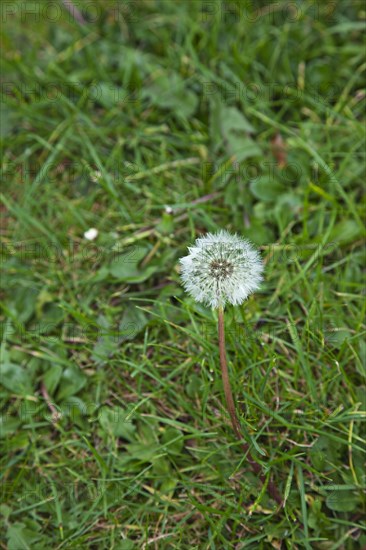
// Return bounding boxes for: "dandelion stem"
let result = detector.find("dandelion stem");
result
[217,305,282,505]
[218,305,243,441]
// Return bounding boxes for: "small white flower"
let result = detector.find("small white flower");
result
[84,228,98,241]
[179,230,264,308]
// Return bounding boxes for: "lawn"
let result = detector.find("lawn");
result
[1,0,365,548]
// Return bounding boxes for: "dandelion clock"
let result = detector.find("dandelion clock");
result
[180,230,281,504]
[179,230,263,309]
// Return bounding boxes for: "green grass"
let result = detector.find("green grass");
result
[1,0,365,548]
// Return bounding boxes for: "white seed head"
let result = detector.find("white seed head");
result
[179,230,264,308]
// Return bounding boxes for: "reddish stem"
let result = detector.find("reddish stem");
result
[218,306,282,505]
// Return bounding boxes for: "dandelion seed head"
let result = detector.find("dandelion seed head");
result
[179,230,264,308]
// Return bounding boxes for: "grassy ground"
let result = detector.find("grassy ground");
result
[1,0,366,548]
